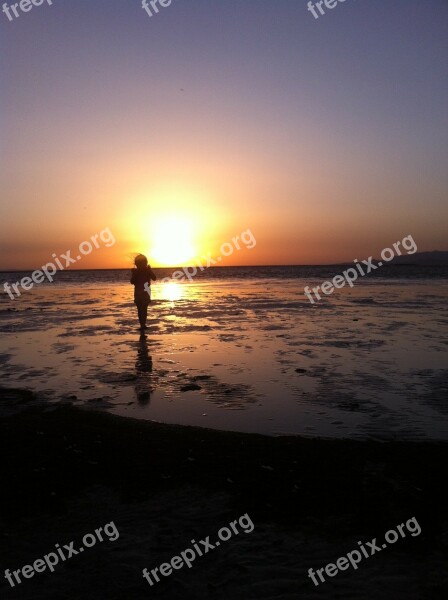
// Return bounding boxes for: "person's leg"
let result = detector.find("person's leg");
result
[137,302,150,329]
[137,304,145,329]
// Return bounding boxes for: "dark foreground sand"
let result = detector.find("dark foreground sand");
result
[0,388,447,599]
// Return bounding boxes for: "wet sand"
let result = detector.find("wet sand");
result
[1,275,447,598]
[1,390,447,599]
[1,277,447,440]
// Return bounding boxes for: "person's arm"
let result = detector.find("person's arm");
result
[149,267,157,281]
[130,269,136,284]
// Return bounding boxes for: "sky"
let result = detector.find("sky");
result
[1,0,447,269]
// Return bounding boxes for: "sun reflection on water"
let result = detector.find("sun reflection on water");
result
[159,281,183,302]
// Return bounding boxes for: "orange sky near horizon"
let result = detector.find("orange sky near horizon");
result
[0,137,445,270]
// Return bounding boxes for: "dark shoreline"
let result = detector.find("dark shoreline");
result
[1,393,447,599]
[2,403,448,529]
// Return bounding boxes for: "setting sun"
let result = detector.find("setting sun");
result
[150,215,196,266]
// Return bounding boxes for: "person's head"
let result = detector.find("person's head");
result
[134,254,148,269]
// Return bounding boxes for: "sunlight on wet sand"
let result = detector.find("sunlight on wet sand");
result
[1,278,447,439]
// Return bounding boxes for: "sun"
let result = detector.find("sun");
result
[150,215,196,266]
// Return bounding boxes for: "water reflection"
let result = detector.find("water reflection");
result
[158,281,183,302]
[135,333,153,405]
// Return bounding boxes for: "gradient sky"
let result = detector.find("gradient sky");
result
[1,0,447,269]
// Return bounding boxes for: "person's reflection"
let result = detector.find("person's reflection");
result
[135,334,153,405]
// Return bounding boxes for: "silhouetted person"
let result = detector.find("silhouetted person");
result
[130,254,156,330]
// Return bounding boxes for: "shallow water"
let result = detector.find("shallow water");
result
[0,275,447,439]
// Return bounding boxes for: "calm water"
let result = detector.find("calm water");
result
[2,264,448,285]
[1,266,447,439]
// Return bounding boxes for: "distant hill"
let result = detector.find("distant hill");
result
[386,251,448,266]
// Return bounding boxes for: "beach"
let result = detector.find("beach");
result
[1,268,447,599]
[3,1,448,597]
[1,268,447,439]
[1,398,447,599]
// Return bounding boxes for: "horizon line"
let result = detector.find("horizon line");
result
[1,260,446,274]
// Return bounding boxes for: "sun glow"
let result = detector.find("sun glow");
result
[123,183,229,268]
[150,215,196,266]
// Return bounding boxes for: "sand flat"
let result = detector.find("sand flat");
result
[0,277,447,439]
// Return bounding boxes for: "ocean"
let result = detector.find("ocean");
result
[2,264,448,285]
